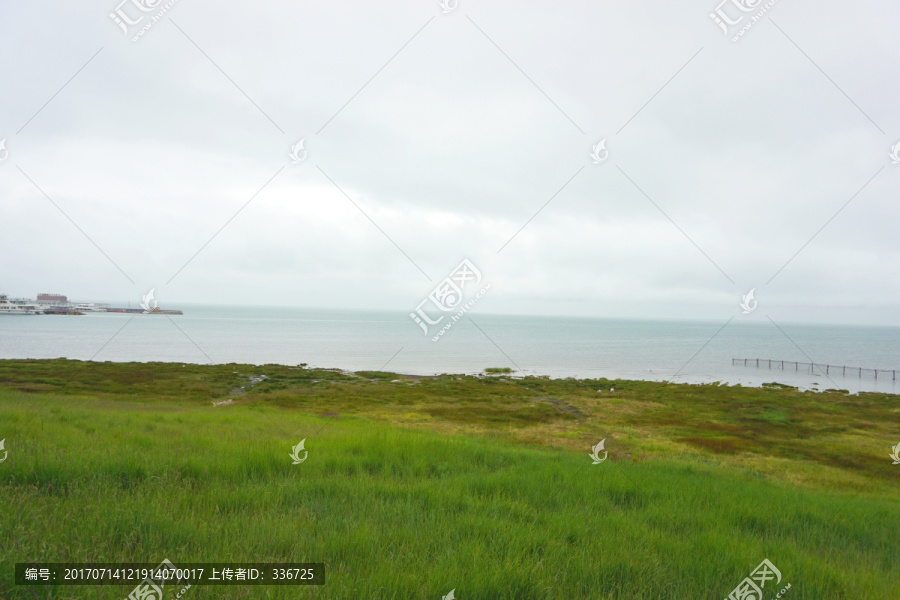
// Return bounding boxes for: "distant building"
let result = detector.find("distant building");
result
[37,293,67,303]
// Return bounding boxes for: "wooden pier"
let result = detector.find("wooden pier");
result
[732,358,897,381]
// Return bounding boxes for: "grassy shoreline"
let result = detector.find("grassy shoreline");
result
[1,359,898,598]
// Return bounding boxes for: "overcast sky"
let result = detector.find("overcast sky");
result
[1,0,898,325]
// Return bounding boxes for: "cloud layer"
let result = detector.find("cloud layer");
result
[1,0,898,325]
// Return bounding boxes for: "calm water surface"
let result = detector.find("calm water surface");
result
[1,305,898,394]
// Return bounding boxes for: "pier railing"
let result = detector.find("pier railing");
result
[732,358,897,381]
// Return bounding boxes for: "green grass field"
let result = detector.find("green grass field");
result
[0,359,898,599]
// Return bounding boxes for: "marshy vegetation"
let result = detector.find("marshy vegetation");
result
[0,359,898,598]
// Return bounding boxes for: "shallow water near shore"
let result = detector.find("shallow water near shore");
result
[1,305,898,394]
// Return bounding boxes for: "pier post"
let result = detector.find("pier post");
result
[731,358,896,381]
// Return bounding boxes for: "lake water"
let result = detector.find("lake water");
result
[1,305,898,394]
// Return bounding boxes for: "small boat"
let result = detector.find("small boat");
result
[73,303,108,312]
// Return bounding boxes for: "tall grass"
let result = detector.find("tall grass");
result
[1,385,898,599]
